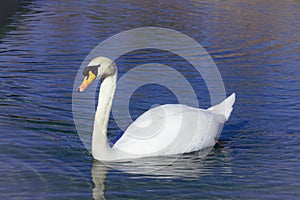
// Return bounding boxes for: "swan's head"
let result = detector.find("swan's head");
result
[78,57,116,92]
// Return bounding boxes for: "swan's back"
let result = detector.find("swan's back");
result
[113,93,235,158]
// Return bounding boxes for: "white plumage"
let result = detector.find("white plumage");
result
[78,57,235,161]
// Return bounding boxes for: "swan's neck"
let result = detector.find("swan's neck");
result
[92,72,117,159]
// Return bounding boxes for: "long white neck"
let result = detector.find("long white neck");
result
[92,71,117,160]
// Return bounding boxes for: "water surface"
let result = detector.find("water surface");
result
[1,0,299,199]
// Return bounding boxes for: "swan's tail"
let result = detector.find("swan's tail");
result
[208,93,236,121]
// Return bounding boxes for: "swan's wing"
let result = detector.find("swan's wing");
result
[208,93,236,121]
[113,104,225,157]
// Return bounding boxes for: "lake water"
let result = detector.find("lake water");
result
[1,0,299,199]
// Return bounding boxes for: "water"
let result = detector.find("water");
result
[1,0,299,199]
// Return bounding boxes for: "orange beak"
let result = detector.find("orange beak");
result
[78,71,96,92]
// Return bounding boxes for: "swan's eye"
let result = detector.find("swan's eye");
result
[82,65,100,77]
[90,65,99,76]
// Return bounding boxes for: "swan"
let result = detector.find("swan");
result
[77,56,235,161]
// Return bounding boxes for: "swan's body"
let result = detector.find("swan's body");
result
[78,57,235,161]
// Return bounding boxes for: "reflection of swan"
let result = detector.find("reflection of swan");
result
[91,147,232,199]
[103,147,214,177]
[91,161,109,200]
[78,57,235,161]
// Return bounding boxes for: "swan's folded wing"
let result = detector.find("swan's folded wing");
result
[113,104,222,156]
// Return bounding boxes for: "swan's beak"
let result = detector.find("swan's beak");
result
[78,71,96,92]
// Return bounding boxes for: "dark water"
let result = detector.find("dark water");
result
[1,0,300,199]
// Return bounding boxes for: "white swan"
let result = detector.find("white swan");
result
[78,56,235,161]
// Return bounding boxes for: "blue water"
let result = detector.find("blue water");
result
[1,0,300,199]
